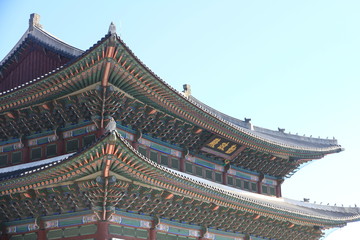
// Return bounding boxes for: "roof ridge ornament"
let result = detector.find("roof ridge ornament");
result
[108,22,117,35]
[29,13,42,31]
[183,84,191,97]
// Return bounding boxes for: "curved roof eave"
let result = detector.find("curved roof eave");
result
[0,131,358,226]
[106,34,343,157]
[0,26,343,157]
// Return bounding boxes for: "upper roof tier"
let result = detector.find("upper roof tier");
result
[0,13,83,92]
[0,14,342,162]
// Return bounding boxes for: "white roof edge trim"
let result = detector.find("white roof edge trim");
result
[0,153,75,174]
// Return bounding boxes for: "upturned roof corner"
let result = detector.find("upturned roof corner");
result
[29,13,42,31]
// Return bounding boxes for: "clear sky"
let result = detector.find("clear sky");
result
[1,1,359,239]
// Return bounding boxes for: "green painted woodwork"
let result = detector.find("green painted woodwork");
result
[233,171,252,180]
[3,145,15,152]
[47,229,63,239]
[37,137,50,145]
[58,216,83,227]
[156,232,196,240]
[16,226,27,234]
[64,227,79,237]
[109,224,122,235]
[136,229,149,239]
[168,226,191,236]
[139,138,182,158]
[9,235,23,240]
[109,224,148,239]
[194,158,216,170]
[0,154,7,166]
[121,218,142,227]
[72,128,87,137]
[22,233,37,240]
[215,236,238,240]
[123,226,137,237]
[79,224,97,235]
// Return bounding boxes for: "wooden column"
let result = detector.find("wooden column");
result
[149,219,157,240]
[0,224,9,240]
[257,174,264,194]
[95,221,109,240]
[23,137,30,163]
[180,149,187,172]
[57,129,65,155]
[222,163,229,185]
[276,179,284,197]
[37,220,46,240]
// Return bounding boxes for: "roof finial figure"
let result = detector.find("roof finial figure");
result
[105,117,117,132]
[29,13,42,31]
[278,128,285,133]
[183,84,191,97]
[108,22,117,35]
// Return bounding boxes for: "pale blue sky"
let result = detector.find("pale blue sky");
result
[1,1,360,239]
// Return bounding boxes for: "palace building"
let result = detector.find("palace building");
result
[0,14,359,240]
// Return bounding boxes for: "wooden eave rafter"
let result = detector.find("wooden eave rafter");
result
[0,131,357,229]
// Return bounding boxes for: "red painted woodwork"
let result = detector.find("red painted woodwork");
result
[95,221,110,240]
[0,224,9,240]
[37,221,46,240]
[0,41,72,92]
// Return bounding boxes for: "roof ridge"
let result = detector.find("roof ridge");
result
[0,14,83,68]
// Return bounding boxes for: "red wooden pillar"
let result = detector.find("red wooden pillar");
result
[179,150,186,172]
[257,174,264,194]
[95,221,109,240]
[132,136,139,150]
[37,220,46,240]
[149,220,157,240]
[23,137,30,163]
[0,224,9,240]
[222,170,228,185]
[57,130,65,155]
[276,179,283,198]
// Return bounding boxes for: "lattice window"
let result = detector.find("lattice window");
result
[66,139,79,153]
[83,134,96,147]
[138,146,147,156]
[244,181,250,190]
[269,187,276,196]
[46,144,57,157]
[150,150,158,162]
[11,151,22,164]
[227,176,234,185]
[185,162,193,173]
[236,178,243,188]
[205,169,213,180]
[0,154,7,167]
[251,182,257,192]
[195,165,203,177]
[171,158,179,170]
[31,147,42,160]
[215,172,222,183]
[262,185,268,194]
[161,155,169,166]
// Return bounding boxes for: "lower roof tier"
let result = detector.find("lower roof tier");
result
[0,130,358,240]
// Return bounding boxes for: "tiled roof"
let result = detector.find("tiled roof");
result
[189,95,342,153]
